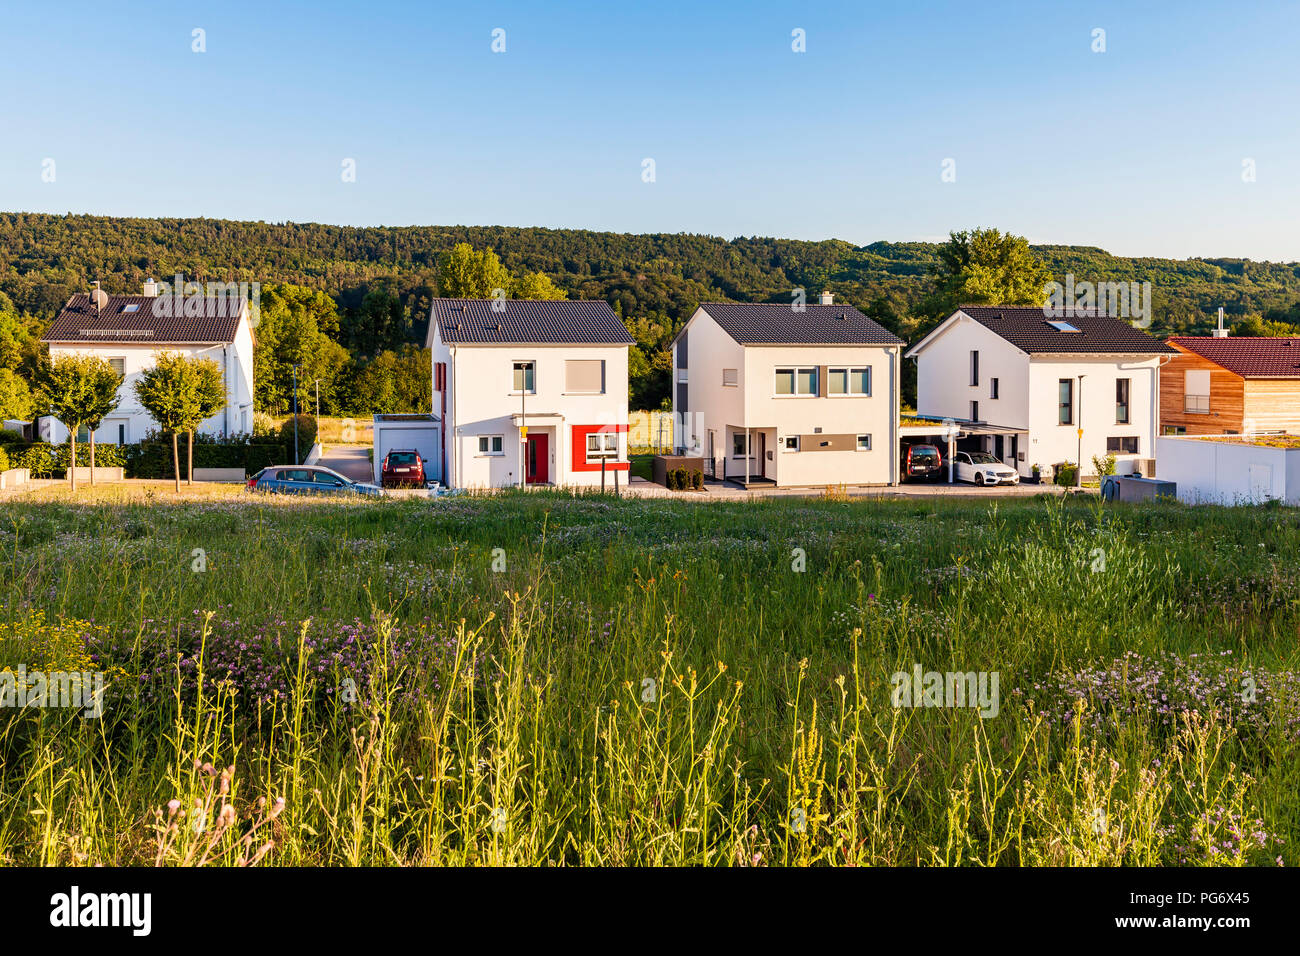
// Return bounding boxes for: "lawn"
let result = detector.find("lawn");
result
[2,486,1298,866]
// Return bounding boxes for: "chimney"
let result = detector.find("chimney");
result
[1211,306,1229,338]
[143,277,159,297]
[819,291,834,306]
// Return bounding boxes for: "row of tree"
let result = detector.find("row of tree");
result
[43,353,223,492]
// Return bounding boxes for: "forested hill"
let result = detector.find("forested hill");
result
[4,211,1300,343]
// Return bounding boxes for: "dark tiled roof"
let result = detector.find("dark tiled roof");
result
[432,299,634,344]
[957,306,1176,354]
[699,302,903,345]
[44,294,245,344]
[1168,336,1300,378]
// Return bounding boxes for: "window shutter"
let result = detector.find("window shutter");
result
[565,359,604,393]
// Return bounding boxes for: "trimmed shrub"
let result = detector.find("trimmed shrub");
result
[1054,461,1079,487]
[281,414,318,450]
[123,440,288,480]
[690,469,703,490]
[0,428,25,444]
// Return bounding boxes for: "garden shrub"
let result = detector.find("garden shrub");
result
[1054,461,1079,486]
[281,414,318,450]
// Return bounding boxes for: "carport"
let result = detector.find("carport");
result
[900,419,1028,483]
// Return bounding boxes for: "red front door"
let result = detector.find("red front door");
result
[526,433,549,484]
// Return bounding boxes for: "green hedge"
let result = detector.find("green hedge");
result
[123,441,288,479]
[2,442,128,478]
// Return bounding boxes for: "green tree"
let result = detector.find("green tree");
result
[1232,314,1300,336]
[40,355,120,491]
[438,243,511,298]
[254,284,350,414]
[0,368,35,421]
[185,360,227,485]
[512,271,567,300]
[923,228,1052,320]
[134,353,219,492]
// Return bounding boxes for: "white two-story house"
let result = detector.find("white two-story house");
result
[671,295,905,487]
[905,306,1176,477]
[427,298,634,489]
[41,280,255,444]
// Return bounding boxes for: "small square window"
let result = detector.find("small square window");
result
[108,357,125,376]
[783,436,800,451]
[479,435,504,455]
[732,433,750,457]
[856,434,872,451]
[512,362,535,393]
[722,368,738,386]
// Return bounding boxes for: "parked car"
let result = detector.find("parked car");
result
[381,449,427,488]
[953,451,1019,486]
[901,443,945,482]
[247,465,383,497]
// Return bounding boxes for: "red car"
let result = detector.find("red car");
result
[381,449,427,488]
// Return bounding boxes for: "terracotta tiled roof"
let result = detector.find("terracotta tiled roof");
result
[956,306,1176,354]
[698,302,903,345]
[43,294,245,344]
[1167,336,1300,378]
[432,299,634,344]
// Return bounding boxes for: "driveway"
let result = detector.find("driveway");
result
[318,445,373,482]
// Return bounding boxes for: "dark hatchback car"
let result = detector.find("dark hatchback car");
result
[901,443,945,482]
[247,465,382,497]
[381,450,427,488]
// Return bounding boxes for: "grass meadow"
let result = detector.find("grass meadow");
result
[1,485,1298,866]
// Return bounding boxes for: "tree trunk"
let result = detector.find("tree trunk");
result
[90,432,97,486]
[172,430,181,493]
[187,430,194,486]
[69,430,77,492]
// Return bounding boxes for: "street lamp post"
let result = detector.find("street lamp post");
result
[314,379,320,420]
[292,364,301,465]
[1076,374,1085,490]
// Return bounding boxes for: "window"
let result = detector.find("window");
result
[783,436,800,452]
[586,431,619,461]
[512,361,535,393]
[108,357,125,377]
[970,401,979,422]
[775,367,817,396]
[856,434,872,451]
[828,367,871,396]
[722,368,738,386]
[122,303,140,313]
[1162,425,1186,436]
[970,351,979,386]
[478,435,504,455]
[1047,320,1081,332]
[1115,378,1130,424]
[117,423,126,445]
[565,359,604,394]
[1107,436,1140,455]
[1058,379,1073,425]
[989,377,999,400]
[1184,370,1210,413]
[732,433,751,457]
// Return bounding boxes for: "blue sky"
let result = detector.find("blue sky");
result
[2,0,1298,261]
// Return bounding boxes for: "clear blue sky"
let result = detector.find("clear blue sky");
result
[2,0,1298,261]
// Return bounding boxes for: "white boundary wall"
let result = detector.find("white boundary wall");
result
[1156,437,1299,506]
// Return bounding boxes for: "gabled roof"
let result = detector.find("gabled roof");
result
[909,305,1176,357]
[43,294,245,344]
[695,302,903,346]
[1167,336,1300,378]
[431,299,634,345]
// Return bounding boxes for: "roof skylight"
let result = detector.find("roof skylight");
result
[1046,319,1080,332]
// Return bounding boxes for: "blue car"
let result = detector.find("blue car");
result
[246,465,383,497]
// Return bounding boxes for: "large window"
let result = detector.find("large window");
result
[1184,370,1210,413]
[512,361,535,393]
[828,367,871,396]
[1115,378,1130,424]
[565,359,604,394]
[1107,436,1139,455]
[1058,379,1074,425]
[775,367,818,396]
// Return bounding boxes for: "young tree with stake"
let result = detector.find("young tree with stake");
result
[134,353,218,492]
[41,354,121,492]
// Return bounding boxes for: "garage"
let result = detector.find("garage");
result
[372,414,442,486]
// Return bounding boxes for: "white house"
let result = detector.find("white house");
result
[41,281,255,444]
[671,295,905,487]
[905,306,1176,477]
[427,298,634,489]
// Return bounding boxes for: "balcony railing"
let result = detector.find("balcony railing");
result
[1184,394,1210,414]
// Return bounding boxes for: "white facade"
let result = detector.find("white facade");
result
[908,310,1163,477]
[45,307,255,446]
[673,307,901,486]
[429,325,630,489]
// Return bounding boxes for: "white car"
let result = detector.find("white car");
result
[953,451,1019,486]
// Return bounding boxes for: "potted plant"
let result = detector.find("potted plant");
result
[1030,463,1042,484]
